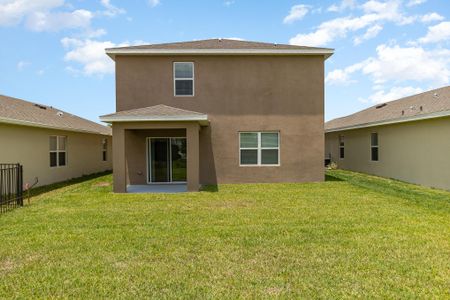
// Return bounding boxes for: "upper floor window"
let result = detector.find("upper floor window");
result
[339,135,345,159]
[174,62,194,96]
[371,132,378,161]
[239,132,280,166]
[50,136,67,167]
[102,138,108,161]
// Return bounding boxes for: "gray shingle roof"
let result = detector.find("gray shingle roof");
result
[100,104,208,124]
[106,38,333,51]
[0,95,111,135]
[325,86,450,131]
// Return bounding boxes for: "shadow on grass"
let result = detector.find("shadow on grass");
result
[325,174,343,182]
[327,169,450,211]
[27,171,112,199]
[200,185,219,192]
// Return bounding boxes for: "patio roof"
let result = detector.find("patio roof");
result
[99,104,209,125]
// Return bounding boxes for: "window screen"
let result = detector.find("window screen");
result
[370,133,379,161]
[174,62,194,96]
[239,132,279,166]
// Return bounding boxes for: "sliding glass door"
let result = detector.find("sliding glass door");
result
[148,138,186,183]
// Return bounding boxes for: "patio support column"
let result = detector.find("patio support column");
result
[112,124,127,193]
[186,123,200,191]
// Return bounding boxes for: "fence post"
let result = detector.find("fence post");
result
[18,164,23,206]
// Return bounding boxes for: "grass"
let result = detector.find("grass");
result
[0,170,449,298]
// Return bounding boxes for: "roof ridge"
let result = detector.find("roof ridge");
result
[111,104,204,115]
[105,38,334,52]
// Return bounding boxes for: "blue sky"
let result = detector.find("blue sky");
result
[0,0,449,122]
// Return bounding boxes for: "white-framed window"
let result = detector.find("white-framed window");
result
[173,62,194,96]
[102,138,108,161]
[370,132,379,161]
[50,136,67,167]
[239,132,280,166]
[339,135,345,159]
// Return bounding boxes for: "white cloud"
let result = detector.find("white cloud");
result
[60,38,145,76]
[25,9,92,31]
[406,0,426,7]
[418,21,450,44]
[361,0,415,25]
[224,0,234,6]
[353,24,383,45]
[62,38,128,76]
[148,0,160,7]
[363,44,450,85]
[17,60,30,71]
[283,4,310,24]
[0,0,63,26]
[99,0,125,17]
[0,0,93,31]
[290,0,413,46]
[420,12,444,23]
[327,44,450,88]
[83,28,107,38]
[327,0,356,12]
[362,86,423,103]
[326,61,366,85]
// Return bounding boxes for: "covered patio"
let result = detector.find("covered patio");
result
[100,105,208,193]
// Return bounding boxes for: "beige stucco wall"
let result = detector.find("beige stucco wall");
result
[0,123,112,187]
[325,117,450,190]
[114,55,325,185]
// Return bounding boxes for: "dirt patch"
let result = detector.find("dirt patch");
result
[0,258,16,272]
[93,182,110,187]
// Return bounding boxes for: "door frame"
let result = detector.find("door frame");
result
[146,137,187,184]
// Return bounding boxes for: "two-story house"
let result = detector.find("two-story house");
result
[100,39,333,192]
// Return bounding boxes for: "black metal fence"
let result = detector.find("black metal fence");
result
[0,164,23,213]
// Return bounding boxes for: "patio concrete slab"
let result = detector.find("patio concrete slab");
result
[127,184,187,193]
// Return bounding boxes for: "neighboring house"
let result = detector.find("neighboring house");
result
[100,39,333,192]
[325,86,450,191]
[0,95,112,187]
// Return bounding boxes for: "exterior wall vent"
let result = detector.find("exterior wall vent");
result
[34,104,47,110]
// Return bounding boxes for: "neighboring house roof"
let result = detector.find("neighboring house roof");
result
[106,38,334,59]
[325,86,450,132]
[99,104,209,125]
[0,95,111,135]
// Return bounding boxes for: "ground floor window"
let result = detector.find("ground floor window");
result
[239,132,279,166]
[371,132,379,161]
[339,135,345,159]
[50,136,67,167]
[102,138,108,161]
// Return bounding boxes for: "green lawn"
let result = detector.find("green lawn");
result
[0,170,449,298]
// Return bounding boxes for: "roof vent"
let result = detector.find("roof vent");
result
[375,103,387,109]
[56,111,64,117]
[34,104,47,110]
[218,38,222,42]
[433,92,439,98]
[274,43,278,46]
